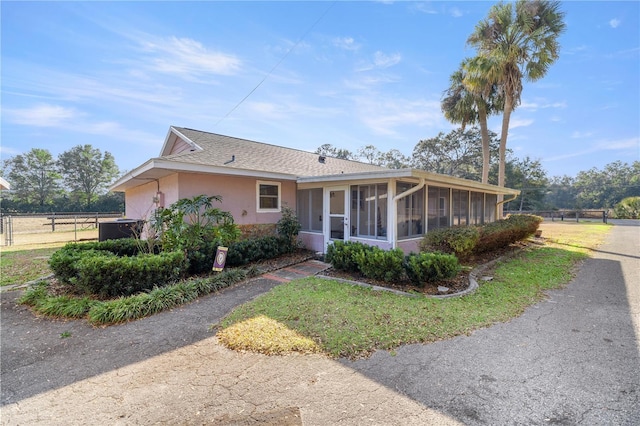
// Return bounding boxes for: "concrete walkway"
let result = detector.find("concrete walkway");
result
[1,225,639,425]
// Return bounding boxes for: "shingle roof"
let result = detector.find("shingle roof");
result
[166,126,387,177]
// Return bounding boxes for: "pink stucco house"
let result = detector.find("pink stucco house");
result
[110,126,519,254]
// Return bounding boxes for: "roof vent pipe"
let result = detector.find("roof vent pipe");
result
[224,155,235,165]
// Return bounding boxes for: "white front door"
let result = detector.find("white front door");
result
[325,186,349,245]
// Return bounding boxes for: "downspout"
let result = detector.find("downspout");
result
[392,178,426,202]
[391,178,426,249]
[495,192,519,219]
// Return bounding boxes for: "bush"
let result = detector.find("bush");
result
[226,235,290,266]
[276,205,302,253]
[404,252,460,287]
[475,214,543,254]
[354,247,405,282]
[69,251,187,298]
[325,241,373,273]
[420,226,480,258]
[614,196,640,219]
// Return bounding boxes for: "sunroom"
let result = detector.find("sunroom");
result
[295,169,520,254]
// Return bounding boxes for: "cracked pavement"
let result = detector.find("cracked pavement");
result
[1,222,639,425]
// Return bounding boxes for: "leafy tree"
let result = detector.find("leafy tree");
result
[412,128,499,181]
[544,175,578,210]
[315,144,355,160]
[57,145,120,210]
[357,145,382,164]
[614,197,640,219]
[442,58,502,183]
[378,149,411,169]
[3,148,61,210]
[574,161,640,209]
[499,156,548,211]
[467,0,566,205]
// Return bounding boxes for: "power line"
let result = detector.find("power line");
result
[214,1,337,128]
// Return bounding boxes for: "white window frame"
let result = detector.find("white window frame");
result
[256,180,281,213]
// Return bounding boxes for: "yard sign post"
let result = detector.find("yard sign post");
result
[212,247,228,272]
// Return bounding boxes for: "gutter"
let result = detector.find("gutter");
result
[392,177,426,202]
[495,193,519,218]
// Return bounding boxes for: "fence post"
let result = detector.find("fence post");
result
[576,211,579,223]
[74,216,78,241]
[51,213,56,232]
[603,211,607,224]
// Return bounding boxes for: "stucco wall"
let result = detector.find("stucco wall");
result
[123,172,296,226]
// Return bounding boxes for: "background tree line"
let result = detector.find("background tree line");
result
[1,145,123,214]
[315,128,639,212]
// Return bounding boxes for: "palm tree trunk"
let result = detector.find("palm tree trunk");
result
[478,104,490,184]
[498,95,513,218]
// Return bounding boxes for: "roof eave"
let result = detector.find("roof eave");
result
[297,168,520,195]
[109,158,298,192]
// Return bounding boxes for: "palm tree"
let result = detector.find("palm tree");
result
[441,58,502,184]
[467,0,566,210]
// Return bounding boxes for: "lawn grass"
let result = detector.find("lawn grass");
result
[0,246,62,286]
[218,223,610,359]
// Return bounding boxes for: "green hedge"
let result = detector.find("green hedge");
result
[420,226,480,258]
[325,241,373,273]
[354,247,405,282]
[70,251,186,298]
[326,241,460,285]
[475,214,543,254]
[419,214,543,256]
[226,235,291,266]
[404,252,460,286]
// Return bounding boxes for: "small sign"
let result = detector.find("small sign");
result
[212,246,228,272]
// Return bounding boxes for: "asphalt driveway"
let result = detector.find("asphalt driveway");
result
[1,222,638,425]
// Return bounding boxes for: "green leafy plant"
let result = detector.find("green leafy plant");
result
[325,241,373,273]
[420,226,480,258]
[276,205,302,253]
[404,252,460,286]
[151,194,240,274]
[354,247,405,282]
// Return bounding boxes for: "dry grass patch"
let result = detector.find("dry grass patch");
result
[216,315,322,355]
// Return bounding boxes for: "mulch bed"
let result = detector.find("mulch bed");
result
[256,243,532,296]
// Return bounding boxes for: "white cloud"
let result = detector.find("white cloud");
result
[138,35,242,78]
[373,51,402,68]
[412,3,438,14]
[333,37,360,51]
[449,7,463,18]
[609,18,621,29]
[520,100,567,111]
[544,137,639,162]
[509,118,534,129]
[355,96,443,136]
[571,131,593,139]
[5,104,78,127]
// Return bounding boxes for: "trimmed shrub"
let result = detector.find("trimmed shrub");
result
[226,235,290,266]
[354,247,405,282]
[70,251,187,298]
[404,252,460,287]
[420,226,480,258]
[475,214,543,254]
[325,241,374,273]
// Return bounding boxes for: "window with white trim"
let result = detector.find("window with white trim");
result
[257,181,281,212]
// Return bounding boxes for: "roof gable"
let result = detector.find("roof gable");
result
[163,126,386,177]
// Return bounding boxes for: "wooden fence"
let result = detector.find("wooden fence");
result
[1,212,124,246]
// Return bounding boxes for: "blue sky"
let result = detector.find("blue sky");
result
[2,1,638,180]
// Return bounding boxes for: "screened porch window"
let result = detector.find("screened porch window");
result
[485,193,498,222]
[428,186,450,230]
[350,183,387,239]
[452,189,469,226]
[470,192,484,225]
[396,182,425,239]
[297,188,323,232]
